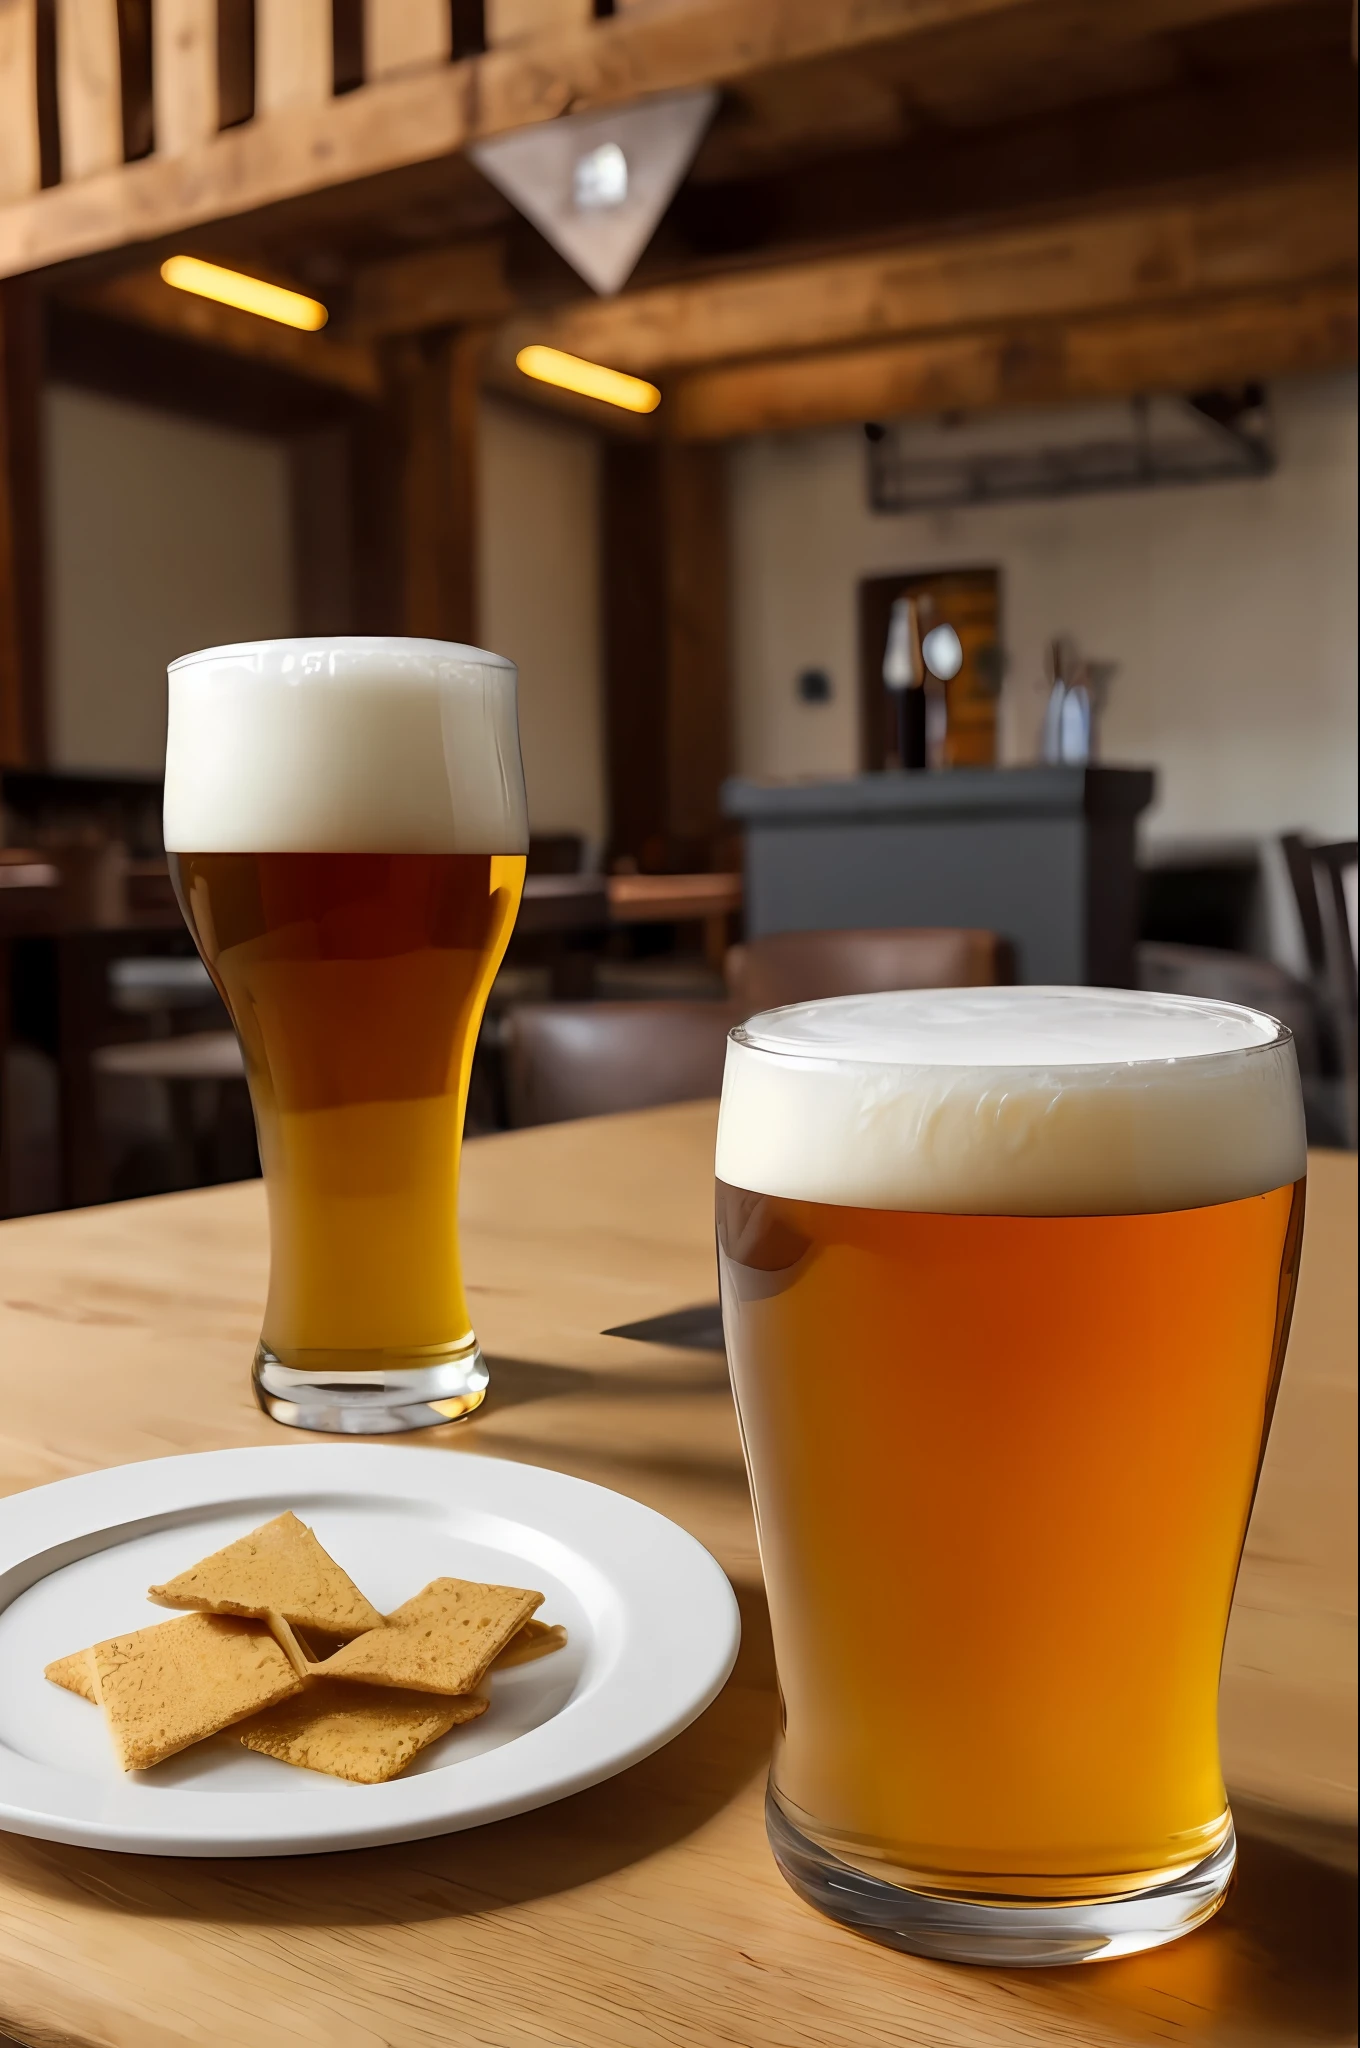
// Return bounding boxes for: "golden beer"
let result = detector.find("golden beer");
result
[172,850,522,1372]
[164,638,527,1432]
[716,987,1307,1963]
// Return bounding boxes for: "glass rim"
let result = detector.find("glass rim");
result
[168,634,515,674]
[728,986,1295,1072]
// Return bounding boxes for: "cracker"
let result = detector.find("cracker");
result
[147,1512,383,1637]
[317,1578,542,1696]
[45,1648,98,1703]
[237,1680,488,1785]
[491,1619,568,1670]
[92,1612,303,1772]
[265,1612,315,1680]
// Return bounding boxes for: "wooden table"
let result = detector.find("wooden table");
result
[608,872,743,968]
[0,1107,1353,2047]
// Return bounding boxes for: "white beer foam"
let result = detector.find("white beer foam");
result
[164,638,528,854]
[717,986,1306,1215]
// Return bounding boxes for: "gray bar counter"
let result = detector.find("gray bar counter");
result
[722,766,1156,985]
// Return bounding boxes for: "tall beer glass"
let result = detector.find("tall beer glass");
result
[716,987,1306,1965]
[164,637,527,1434]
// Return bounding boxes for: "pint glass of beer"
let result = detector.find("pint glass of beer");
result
[716,987,1306,1965]
[164,638,527,1433]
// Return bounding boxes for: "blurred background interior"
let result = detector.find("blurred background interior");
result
[0,0,1355,1215]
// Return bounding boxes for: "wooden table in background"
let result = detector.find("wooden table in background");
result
[0,1107,1354,2047]
[608,871,743,968]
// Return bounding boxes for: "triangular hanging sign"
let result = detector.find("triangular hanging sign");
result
[470,89,718,297]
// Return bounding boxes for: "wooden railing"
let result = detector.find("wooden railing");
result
[0,0,609,200]
[0,0,693,275]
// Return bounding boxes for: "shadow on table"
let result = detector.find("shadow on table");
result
[947,1822,1357,2045]
[0,1580,777,1932]
[471,1347,730,1420]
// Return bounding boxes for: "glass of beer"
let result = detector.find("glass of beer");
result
[164,637,527,1434]
[716,987,1306,1965]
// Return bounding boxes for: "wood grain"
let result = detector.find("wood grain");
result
[71,267,383,396]
[670,278,1360,439]
[392,326,484,644]
[0,0,1316,281]
[0,0,40,203]
[0,1109,1353,2047]
[365,0,452,80]
[500,167,1359,377]
[54,0,122,181]
[484,0,593,46]
[152,0,217,159]
[255,0,333,115]
[345,236,514,340]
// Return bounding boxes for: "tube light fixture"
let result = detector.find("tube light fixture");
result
[515,344,660,415]
[160,256,328,332]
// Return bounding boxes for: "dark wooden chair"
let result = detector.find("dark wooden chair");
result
[1280,835,1358,1148]
[503,1001,741,1128]
[723,926,1008,1014]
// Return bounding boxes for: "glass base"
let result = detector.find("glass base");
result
[766,1787,1236,1967]
[253,1341,488,1434]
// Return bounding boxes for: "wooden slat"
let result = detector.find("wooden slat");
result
[72,267,382,395]
[0,0,1316,281]
[484,0,592,47]
[256,0,333,114]
[502,169,1359,377]
[55,0,123,179]
[0,0,41,202]
[365,0,450,81]
[153,0,218,156]
[670,277,1360,439]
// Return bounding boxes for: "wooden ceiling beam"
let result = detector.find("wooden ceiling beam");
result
[667,277,1359,439]
[491,167,1357,376]
[667,49,1356,271]
[345,238,516,341]
[0,0,1322,281]
[67,269,383,397]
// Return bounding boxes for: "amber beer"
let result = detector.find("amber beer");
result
[716,987,1306,1965]
[164,638,528,1433]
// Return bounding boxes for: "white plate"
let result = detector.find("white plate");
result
[0,1444,740,1857]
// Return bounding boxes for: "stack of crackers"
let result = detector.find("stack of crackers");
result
[45,1512,566,1784]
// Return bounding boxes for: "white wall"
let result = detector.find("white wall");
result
[42,386,609,858]
[44,385,295,773]
[478,395,605,855]
[730,371,1358,963]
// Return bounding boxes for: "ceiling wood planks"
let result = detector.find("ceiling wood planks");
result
[0,0,1334,279]
[491,169,1358,376]
[71,267,383,396]
[668,279,1359,438]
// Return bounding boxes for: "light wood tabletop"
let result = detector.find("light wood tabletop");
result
[0,1104,1354,2048]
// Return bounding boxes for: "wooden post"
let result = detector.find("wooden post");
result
[663,441,730,864]
[0,277,44,767]
[390,328,482,645]
[602,438,731,871]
